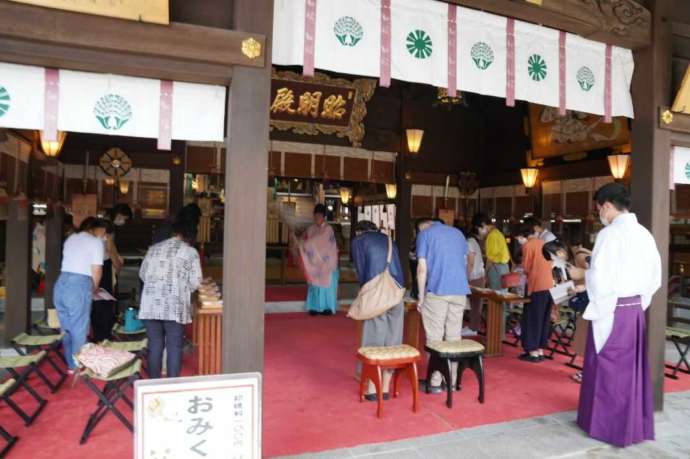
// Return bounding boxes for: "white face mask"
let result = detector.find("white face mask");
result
[114,216,126,226]
[598,206,609,226]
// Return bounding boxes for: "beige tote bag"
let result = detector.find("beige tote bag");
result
[347,234,405,321]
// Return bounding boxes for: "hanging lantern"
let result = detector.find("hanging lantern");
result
[405,128,424,154]
[39,130,67,158]
[118,180,129,194]
[608,154,630,181]
[385,183,397,200]
[104,177,115,186]
[339,188,351,204]
[520,168,539,189]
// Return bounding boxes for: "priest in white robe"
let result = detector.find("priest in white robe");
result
[568,183,661,447]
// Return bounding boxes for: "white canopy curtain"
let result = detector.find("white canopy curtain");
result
[272,0,635,119]
[0,62,227,147]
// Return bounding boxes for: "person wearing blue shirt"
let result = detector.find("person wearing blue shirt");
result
[416,218,471,392]
[351,220,405,401]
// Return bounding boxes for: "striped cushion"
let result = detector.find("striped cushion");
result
[13,332,64,346]
[0,351,46,369]
[0,378,16,397]
[83,359,142,382]
[666,327,690,340]
[113,324,145,335]
[101,339,148,352]
[358,345,420,361]
[426,340,485,355]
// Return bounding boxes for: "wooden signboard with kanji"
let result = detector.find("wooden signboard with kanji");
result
[10,0,169,24]
[269,70,375,147]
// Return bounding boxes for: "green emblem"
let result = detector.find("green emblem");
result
[685,163,690,180]
[576,66,595,91]
[0,86,10,118]
[527,54,548,81]
[406,30,433,59]
[94,94,132,131]
[470,42,494,70]
[334,16,363,47]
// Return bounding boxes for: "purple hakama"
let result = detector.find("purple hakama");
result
[576,296,655,447]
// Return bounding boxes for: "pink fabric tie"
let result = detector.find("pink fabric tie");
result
[604,44,612,123]
[559,31,567,116]
[43,68,59,142]
[506,18,516,107]
[380,0,392,87]
[303,0,317,77]
[158,80,173,151]
[447,4,458,97]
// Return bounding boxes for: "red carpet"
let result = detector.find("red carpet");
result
[265,285,308,302]
[3,313,690,458]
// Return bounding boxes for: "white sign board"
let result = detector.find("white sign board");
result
[673,146,690,185]
[135,373,262,459]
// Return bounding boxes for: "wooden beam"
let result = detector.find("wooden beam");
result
[480,158,611,188]
[0,1,265,83]
[659,106,690,133]
[447,0,651,49]
[630,0,672,411]
[221,0,272,374]
[0,37,233,85]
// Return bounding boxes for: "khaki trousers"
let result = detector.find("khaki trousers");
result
[422,293,467,386]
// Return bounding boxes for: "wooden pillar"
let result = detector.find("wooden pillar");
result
[630,0,672,411]
[396,84,413,286]
[395,156,412,285]
[4,198,31,342]
[169,141,186,214]
[43,204,63,310]
[221,0,272,373]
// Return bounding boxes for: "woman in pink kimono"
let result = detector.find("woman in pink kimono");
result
[299,204,339,316]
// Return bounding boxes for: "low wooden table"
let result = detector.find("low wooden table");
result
[192,303,223,375]
[470,287,529,357]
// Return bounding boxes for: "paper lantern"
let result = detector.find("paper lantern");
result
[39,130,67,158]
[406,129,424,154]
[520,168,539,189]
[385,184,397,200]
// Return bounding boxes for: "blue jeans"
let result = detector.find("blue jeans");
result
[143,320,184,378]
[54,272,93,369]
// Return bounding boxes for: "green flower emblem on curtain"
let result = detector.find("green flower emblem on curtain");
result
[471,42,494,70]
[406,30,433,59]
[576,66,595,91]
[334,16,363,47]
[685,163,690,180]
[0,86,10,118]
[94,94,132,131]
[527,54,548,81]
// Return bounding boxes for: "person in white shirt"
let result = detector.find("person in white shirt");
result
[524,216,557,243]
[463,228,485,334]
[53,217,108,370]
[568,183,661,448]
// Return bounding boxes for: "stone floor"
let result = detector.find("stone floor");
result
[280,391,690,459]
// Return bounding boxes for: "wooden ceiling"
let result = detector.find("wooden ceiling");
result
[447,0,651,49]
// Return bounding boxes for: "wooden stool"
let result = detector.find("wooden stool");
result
[425,339,486,409]
[357,345,421,419]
